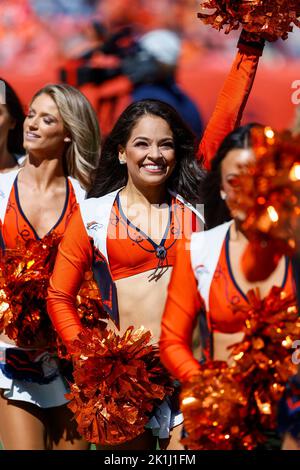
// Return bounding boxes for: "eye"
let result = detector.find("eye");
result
[225,175,240,188]
[43,117,55,125]
[160,141,174,149]
[135,141,148,147]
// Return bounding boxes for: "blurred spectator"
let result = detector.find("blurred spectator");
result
[127,29,204,140]
[0,78,25,172]
[30,0,98,16]
[59,26,204,140]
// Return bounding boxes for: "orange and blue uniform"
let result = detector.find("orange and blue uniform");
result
[0,169,86,408]
[47,191,203,344]
[159,222,295,382]
[1,174,80,250]
[108,193,200,280]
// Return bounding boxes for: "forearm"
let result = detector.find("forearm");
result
[159,238,203,382]
[47,281,83,346]
[198,32,264,166]
[160,327,201,382]
[46,206,93,348]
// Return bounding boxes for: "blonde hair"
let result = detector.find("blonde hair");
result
[292,106,300,136]
[32,84,101,191]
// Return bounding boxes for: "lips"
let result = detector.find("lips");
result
[25,131,40,140]
[142,164,166,173]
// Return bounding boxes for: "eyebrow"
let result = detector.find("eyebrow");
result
[132,136,174,143]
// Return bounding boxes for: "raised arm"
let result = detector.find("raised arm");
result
[159,237,203,382]
[47,205,93,347]
[198,31,265,167]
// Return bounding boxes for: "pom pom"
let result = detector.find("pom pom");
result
[0,235,107,352]
[231,287,300,431]
[0,234,61,348]
[180,287,300,449]
[227,127,300,281]
[66,327,174,445]
[180,363,256,450]
[198,1,300,41]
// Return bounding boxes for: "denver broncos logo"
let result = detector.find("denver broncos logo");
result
[86,221,103,231]
[195,263,209,274]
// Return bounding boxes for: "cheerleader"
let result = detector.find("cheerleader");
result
[47,31,265,450]
[159,124,295,449]
[0,84,100,449]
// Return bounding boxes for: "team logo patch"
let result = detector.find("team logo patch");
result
[86,221,103,231]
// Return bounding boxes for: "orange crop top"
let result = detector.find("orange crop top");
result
[160,235,294,382]
[1,174,78,250]
[208,230,293,334]
[107,193,200,280]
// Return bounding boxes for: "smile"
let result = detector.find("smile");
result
[25,132,40,139]
[142,164,165,173]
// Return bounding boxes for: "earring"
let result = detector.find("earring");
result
[220,190,227,200]
[64,137,71,143]
[119,159,126,165]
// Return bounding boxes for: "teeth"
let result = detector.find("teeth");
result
[143,165,163,170]
[26,132,39,138]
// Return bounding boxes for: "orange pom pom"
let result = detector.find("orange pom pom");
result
[180,287,299,449]
[67,327,174,445]
[198,1,300,41]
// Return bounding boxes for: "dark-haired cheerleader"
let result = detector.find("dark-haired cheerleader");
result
[47,28,265,450]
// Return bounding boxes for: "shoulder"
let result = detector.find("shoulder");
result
[80,190,119,209]
[190,221,233,268]
[191,220,233,246]
[79,190,120,224]
[190,221,233,289]
[172,192,204,225]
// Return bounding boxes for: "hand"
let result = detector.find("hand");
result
[237,28,265,55]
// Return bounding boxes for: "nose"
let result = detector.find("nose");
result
[148,144,162,160]
[27,115,39,130]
